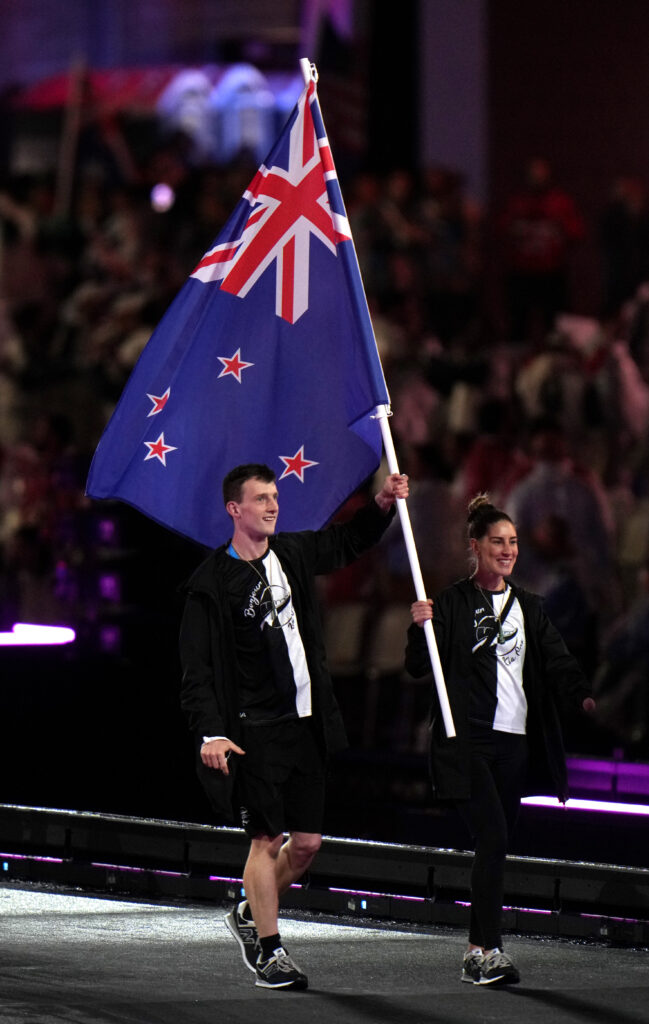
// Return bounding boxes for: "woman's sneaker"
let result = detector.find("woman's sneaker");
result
[478,948,520,986]
[224,900,259,973]
[461,949,484,984]
[255,946,308,990]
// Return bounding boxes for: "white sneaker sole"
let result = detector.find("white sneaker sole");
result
[255,976,308,990]
[476,972,519,986]
[461,971,480,984]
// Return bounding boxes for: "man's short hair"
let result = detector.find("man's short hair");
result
[222,463,276,505]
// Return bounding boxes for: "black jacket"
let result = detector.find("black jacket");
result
[405,578,592,803]
[179,498,395,818]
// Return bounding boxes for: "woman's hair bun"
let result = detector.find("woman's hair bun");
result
[467,493,494,521]
[466,493,513,540]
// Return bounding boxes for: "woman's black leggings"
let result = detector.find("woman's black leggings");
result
[455,727,528,950]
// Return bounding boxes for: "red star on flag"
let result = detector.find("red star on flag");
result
[278,445,319,482]
[144,432,177,466]
[146,387,171,416]
[217,348,254,383]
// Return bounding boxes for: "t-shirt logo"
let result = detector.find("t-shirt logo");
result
[259,584,294,630]
[243,579,295,630]
[472,608,518,653]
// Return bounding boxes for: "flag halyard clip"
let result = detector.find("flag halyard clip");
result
[370,405,393,420]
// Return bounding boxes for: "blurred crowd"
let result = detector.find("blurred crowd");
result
[1,113,649,754]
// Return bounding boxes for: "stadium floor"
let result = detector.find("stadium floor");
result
[0,883,646,1024]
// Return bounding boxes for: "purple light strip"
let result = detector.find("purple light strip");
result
[581,912,643,924]
[567,757,649,798]
[522,796,649,816]
[1,854,644,926]
[503,905,552,915]
[0,623,75,646]
[91,862,184,877]
[568,756,649,780]
[1,852,186,876]
[206,876,305,890]
[0,851,64,863]
[330,886,426,903]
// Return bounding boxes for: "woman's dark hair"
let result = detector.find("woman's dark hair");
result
[467,493,514,541]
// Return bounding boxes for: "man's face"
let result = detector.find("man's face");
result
[228,477,279,539]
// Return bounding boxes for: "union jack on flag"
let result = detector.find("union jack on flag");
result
[86,71,390,548]
[191,84,351,325]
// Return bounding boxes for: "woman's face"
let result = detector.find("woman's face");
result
[471,519,518,578]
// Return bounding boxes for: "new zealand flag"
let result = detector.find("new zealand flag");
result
[86,77,389,547]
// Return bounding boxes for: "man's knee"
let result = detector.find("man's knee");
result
[249,833,284,860]
[288,831,322,864]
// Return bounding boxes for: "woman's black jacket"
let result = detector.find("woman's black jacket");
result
[405,578,592,803]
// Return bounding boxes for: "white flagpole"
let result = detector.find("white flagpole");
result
[373,406,455,737]
[300,58,456,738]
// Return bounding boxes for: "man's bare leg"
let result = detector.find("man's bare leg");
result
[243,831,322,938]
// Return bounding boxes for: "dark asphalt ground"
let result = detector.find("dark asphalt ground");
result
[0,883,646,1024]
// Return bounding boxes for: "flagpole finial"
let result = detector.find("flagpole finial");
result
[299,57,318,85]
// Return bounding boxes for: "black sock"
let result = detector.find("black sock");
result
[259,933,282,960]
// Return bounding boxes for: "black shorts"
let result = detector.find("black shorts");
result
[235,717,326,839]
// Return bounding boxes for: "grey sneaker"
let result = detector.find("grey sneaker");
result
[461,949,484,984]
[224,900,259,973]
[255,946,308,990]
[477,947,520,986]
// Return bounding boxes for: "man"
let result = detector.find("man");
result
[179,463,408,990]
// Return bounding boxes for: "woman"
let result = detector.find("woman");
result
[406,494,594,987]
